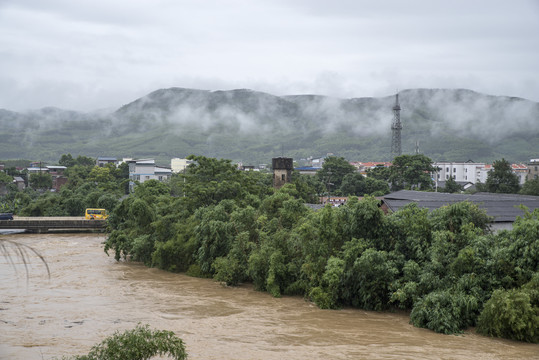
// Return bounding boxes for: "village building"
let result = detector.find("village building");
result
[128,159,172,192]
[171,158,194,173]
[527,159,539,181]
[96,157,118,167]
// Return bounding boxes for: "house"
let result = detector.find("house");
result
[295,166,321,175]
[13,176,25,191]
[96,157,118,167]
[434,161,528,186]
[46,166,68,192]
[26,166,67,191]
[239,165,256,171]
[511,163,528,185]
[171,158,194,173]
[381,190,539,231]
[435,180,475,191]
[526,159,539,181]
[27,166,49,174]
[320,196,348,207]
[352,162,392,175]
[128,159,172,192]
[433,160,486,184]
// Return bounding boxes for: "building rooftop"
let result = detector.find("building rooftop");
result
[382,190,539,223]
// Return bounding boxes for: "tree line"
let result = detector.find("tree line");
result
[0,154,128,216]
[102,155,538,343]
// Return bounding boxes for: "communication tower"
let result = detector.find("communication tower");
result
[391,93,402,159]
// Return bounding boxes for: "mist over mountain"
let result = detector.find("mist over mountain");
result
[1,88,538,165]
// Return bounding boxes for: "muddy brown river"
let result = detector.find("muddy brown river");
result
[1,233,538,359]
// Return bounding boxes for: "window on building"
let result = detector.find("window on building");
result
[145,176,150,180]
[453,168,456,172]
[281,174,286,181]
[158,176,163,181]
[446,175,449,179]
[453,175,456,179]
[446,167,449,172]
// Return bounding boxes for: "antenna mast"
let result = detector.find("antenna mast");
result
[391,93,402,159]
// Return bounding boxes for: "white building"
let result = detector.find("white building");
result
[433,161,486,184]
[128,159,172,192]
[435,161,528,186]
[171,158,194,173]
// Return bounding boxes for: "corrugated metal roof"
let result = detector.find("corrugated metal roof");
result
[382,190,539,223]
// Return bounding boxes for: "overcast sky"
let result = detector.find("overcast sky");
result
[1,0,538,112]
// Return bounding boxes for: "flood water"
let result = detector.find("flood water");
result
[1,233,538,359]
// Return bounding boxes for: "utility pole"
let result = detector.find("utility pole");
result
[391,93,402,159]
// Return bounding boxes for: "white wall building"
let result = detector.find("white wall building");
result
[433,161,486,184]
[171,158,193,173]
[435,161,529,186]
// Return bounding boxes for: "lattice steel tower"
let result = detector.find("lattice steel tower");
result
[391,93,402,159]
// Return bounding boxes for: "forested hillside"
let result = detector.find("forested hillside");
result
[1,88,538,164]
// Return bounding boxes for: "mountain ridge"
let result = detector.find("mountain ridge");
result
[1,87,537,165]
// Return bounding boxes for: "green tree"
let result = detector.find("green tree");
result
[366,165,391,182]
[61,324,187,360]
[316,156,356,193]
[389,154,436,191]
[87,166,117,191]
[440,177,463,193]
[29,172,53,190]
[520,178,539,196]
[75,155,95,167]
[485,158,520,194]
[0,171,13,185]
[59,153,76,167]
[477,276,539,343]
[340,172,389,196]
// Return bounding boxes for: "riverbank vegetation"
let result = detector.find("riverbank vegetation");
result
[1,153,538,342]
[103,155,539,343]
[58,324,187,360]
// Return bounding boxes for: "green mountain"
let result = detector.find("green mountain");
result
[1,88,538,165]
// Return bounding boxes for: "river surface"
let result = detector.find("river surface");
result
[1,233,538,360]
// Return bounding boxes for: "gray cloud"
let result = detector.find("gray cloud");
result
[0,0,538,111]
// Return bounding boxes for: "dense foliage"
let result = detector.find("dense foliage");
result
[59,324,187,360]
[389,154,436,191]
[104,155,539,343]
[0,154,126,216]
[485,158,521,194]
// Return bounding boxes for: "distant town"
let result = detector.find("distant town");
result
[2,155,538,194]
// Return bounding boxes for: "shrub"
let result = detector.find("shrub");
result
[477,287,539,343]
[410,289,479,334]
[60,323,187,360]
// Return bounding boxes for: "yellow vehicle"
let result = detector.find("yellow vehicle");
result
[85,208,109,220]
